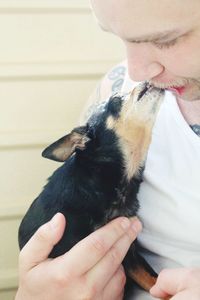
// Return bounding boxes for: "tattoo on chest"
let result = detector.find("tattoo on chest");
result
[190,124,200,137]
[108,66,126,92]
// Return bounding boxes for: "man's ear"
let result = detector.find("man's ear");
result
[42,126,91,162]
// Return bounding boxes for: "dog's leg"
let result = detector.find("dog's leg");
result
[123,246,171,300]
[124,246,157,290]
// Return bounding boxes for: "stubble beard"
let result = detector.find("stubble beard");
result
[149,77,200,101]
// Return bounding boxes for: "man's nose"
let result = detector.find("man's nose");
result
[125,43,164,82]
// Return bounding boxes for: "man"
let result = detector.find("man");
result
[15,1,200,299]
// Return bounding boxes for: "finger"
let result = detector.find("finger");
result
[52,217,142,278]
[171,287,200,300]
[150,268,198,298]
[102,265,126,300]
[116,291,125,300]
[19,213,66,272]
[86,225,137,291]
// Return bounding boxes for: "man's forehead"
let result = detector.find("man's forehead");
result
[91,0,199,37]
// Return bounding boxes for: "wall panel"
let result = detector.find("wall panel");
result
[0,1,125,299]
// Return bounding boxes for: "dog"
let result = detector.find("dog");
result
[18,82,165,296]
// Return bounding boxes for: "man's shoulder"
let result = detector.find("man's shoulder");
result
[103,60,127,94]
[80,61,128,122]
[98,60,128,101]
[88,60,128,103]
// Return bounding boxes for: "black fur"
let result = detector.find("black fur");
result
[18,93,157,292]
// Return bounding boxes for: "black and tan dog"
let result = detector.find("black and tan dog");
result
[18,82,165,296]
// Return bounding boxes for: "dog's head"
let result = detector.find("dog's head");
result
[42,82,164,180]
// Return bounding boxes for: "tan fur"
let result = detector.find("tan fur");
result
[128,266,157,291]
[107,115,152,180]
[106,87,163,180]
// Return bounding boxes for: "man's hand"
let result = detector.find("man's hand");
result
[15,213,142,300]
[150,268,200,299]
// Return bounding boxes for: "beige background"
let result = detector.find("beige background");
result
[0,0,124,299]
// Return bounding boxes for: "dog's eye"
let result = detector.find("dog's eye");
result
[107,95,123,118]
[86,125,96,139]
[85,123,90,132]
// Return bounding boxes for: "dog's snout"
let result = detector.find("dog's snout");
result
[137,82,151,101]
[137,82,165,101]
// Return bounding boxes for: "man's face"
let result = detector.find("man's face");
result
[91,0,200,101]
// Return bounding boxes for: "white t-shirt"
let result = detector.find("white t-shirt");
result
[121,74,200,299]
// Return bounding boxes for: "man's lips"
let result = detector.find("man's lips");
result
[167,86,186,96]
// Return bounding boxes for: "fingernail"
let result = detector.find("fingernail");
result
[50,213,60,230]
[120,218,131,230]
[131,218,142,234]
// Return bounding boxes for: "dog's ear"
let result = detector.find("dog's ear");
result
[42,126,91,162]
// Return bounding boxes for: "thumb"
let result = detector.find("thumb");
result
[19,213,66,272]
[150,268,189,298]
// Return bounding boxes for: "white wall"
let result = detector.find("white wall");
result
[0,0,125,299]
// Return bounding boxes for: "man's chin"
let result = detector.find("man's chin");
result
[179,87,200,101]
[170,84,200,101]
[179,95,200,101]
